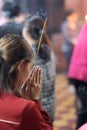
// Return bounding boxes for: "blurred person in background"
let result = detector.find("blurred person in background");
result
[0,1,29,37]
[0,34,54,130]
[22,13,56,123]
[61,10,80,72]
[68,23,87,129]
[0,1,21,26]
[0,0,8,25]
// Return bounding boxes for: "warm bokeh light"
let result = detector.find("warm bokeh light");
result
[85,14,87,21]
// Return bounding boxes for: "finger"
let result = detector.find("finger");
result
[36,67,39,84]
[37,67,41,84]
[36,67,40,84]
[33,67,38,84]
[21,66,36,93]
[29,66,36,79]
[27,66,37,85]
[39,69,42,84]
[20,81,27,96]
[21,67,35,89]
[25,84,30,92]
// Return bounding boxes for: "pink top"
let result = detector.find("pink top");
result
[68,24,87,82]
[78,123,87,130]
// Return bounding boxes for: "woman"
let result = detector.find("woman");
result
[23,14,56,122]
[61,10,79,71]
[68,23,87,129]
[0,34,53,130]
[0,1,23,37]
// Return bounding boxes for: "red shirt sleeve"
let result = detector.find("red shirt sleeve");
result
[20,100,54,130]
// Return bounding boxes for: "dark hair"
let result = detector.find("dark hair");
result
[2,1,21,18]
[0,34,34,94]
[24,14,51,62]
[64,10,76,19]
[0,22,22,38]
[25,15,44,40]
[30,10,47,20]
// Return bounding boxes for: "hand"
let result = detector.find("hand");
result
[20,66,42,100]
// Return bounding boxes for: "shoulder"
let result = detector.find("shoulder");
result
[12,96,41,118]
[3,93,37,112]
[20,99,54,130]
[14,96,38,111]
[22,100,41,114]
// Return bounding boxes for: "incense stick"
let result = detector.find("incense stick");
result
[37,18,48,55]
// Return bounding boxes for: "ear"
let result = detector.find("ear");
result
[18,60,25,72]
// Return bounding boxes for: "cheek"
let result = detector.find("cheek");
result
[25,69,30,77]
[25,64,31,77]
[21,68,29,83]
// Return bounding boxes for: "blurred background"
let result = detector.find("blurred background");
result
[0,0,87,130]
[3,0,85,72]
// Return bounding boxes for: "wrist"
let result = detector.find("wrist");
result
[29,97,40,100]
[23,96,40,100]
